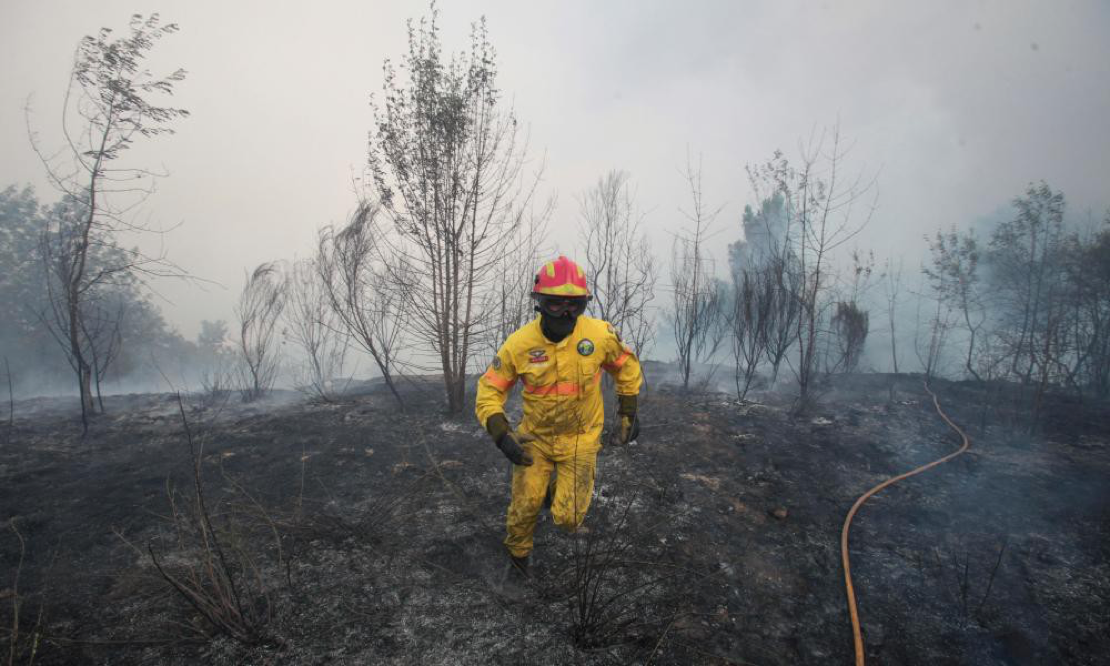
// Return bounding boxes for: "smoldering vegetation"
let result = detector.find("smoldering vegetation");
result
[2,4,1109,665]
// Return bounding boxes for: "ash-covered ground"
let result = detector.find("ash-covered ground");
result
[1,371,1107,665]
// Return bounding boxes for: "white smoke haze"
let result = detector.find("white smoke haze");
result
[3,9,1110,665]
[1,0,1108,397]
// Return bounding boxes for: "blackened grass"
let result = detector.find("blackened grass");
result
[145,394,278,645]
[4,357,12,441]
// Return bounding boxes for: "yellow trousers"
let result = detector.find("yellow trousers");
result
[504,435,598,558]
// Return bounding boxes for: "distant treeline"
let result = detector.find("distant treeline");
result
[721,175,1110,416]
[0,184,214,398]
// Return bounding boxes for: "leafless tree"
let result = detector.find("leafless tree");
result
[914,275,954,382]
[761,253,803,385]
[578,170,658,356]
[827,250,873,374]
[729,191,799,385]
[728,267,773,400]
[27,14,188,430]
[81,295,125,411]
[367,8,543,412]
[195,319,233,402]
[317,203,406,408]
[925,227,985,380]
[747,126,875,407]
[235,263,286,402]
[669,157,726,391]
[481,197,551,359]
[3,357,12,440]
[881,256,904,374]
[282,258,349,402]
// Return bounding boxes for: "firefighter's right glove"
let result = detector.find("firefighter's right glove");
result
[486,413,535,466]
[618,414,640,444]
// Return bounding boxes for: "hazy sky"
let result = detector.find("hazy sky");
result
[2,0,1108,340]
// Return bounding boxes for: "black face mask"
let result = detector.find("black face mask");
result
[539,311,578,343]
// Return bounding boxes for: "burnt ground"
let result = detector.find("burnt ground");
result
[0,372,1108,665]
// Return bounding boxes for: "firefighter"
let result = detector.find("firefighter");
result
[475,255,643,579]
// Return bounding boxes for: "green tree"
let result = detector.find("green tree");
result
[28,14,188,428]
[728,191,788,280]
[1,185,185,398]
[0,186,47,341]
[367,5,539,412]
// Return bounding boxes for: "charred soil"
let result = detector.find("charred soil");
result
[1,373,1107,664]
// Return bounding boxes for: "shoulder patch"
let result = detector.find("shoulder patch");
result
[491,355,502,370]
[607,324,622,342]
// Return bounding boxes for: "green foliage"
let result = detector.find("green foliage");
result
[366,3,535,412]
[0,185,189,395]
[0,186,46,337]
[198,319,230,351]
[72,14,189,158]
[369,5,504,219]
[729,192,788,279]
[24,14,189,417]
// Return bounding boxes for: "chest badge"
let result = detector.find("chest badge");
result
[577,339,595,356]
[528,348,549,363]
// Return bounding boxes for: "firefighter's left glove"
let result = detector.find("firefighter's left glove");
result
[614,394,640,445]
[618,415,640,444]
[486,413,535,466]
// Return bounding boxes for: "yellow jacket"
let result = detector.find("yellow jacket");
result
[475,316,642,447]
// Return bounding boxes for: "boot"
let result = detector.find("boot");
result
[509,553,530,579]
[497,551,532,600]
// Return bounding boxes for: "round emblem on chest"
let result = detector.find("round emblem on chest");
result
[577,339,595,356]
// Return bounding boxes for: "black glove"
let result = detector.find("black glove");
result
[497,432,536,466]
[486,413,535,466]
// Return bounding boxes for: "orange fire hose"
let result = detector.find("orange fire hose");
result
[840,381,971,665]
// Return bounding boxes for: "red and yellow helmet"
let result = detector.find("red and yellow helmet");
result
[532,256,590,297]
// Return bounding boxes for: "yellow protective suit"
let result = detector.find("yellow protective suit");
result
[475,316,643,558]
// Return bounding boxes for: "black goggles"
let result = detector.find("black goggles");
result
[536,295,589,317]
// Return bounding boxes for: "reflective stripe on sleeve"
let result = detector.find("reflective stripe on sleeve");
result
[481,369,516,391]
[601,351,632,373]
